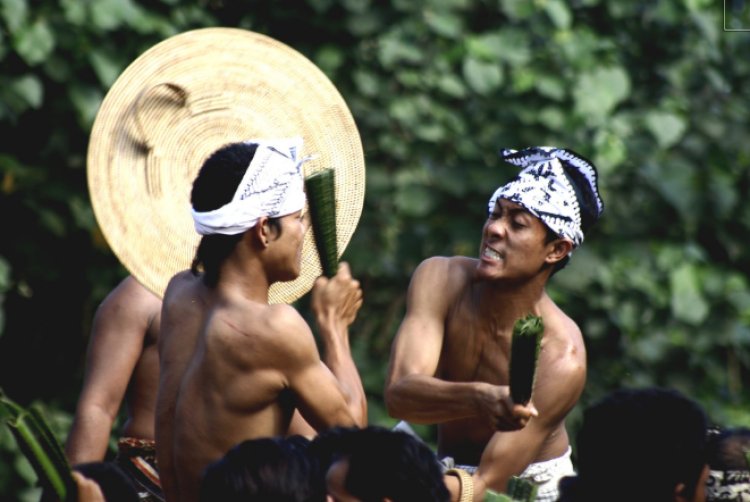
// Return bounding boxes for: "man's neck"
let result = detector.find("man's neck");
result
[474,273,549,324]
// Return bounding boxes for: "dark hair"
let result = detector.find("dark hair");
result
[707,426,750,471]
[199,435,325,502]
[311,426,450,502]
[190,142,279,287]
[560,387,708,502]
[72,461,140,502]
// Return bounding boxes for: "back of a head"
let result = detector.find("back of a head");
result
[189,142,258,285]
[312,426,450,502]
[199,435,325,502]
[555,148,603,236]
[73,461,140,502]
[570,387,708,502]
[705,427,750,501]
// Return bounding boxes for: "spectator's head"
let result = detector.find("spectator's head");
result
[199,435,325,502]
[558,387,709,502]
[311,426,450,502]
[705,426,750,501]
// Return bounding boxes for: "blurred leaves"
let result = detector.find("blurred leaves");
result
[2,0,750,497]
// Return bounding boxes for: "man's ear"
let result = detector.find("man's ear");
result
[545,238,573,265]
[253,216,271,247]
[674,482,689,502]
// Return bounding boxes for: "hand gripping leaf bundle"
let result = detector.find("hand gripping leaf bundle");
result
[508,314,544,405]
[305,168,338,277]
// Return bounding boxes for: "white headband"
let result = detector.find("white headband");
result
[488,146,603,249]
[706,470,750,501]
[192,137,309,235]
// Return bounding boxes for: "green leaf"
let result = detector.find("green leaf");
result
[89,50,125,88]
[645,111,686,148]
[500,0,535,20]
[424,9,463,38]
[315,45,345,74]
[378,36,424,67]
[70,85,103,130]
[573,67,631,121]
[436,74,466,98]
[544,0,572,29]
[10,75,42,108]
[90,0,128,29]
[394,184,436,217]
[462,57,503,95]
[353,70,380,97]
[535,75,566,101]
[670,264,709,325]
[14,19,54,66]
[467,30,531,66]
[0,0,27,35]
[61,0,86,25]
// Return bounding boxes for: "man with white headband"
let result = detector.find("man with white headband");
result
[386,146,604,502]
[155,138,367,502]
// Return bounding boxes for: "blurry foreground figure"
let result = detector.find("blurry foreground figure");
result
[557,387,709,502]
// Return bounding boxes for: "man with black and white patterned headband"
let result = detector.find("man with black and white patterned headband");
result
[155,139,368,502]
[386,146,604,502]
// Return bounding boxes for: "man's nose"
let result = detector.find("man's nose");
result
[486,218,506,238]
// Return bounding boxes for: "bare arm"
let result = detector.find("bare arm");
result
[65,276,160,464]
[288,262,366,436]
[385,258,534,428]
[471,343,586,498]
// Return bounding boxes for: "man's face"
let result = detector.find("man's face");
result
[476,198,554,282]
[270,210,307,282]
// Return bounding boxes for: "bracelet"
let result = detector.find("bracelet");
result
[445,468,474,502]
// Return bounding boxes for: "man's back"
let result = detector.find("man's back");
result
[66,275,161,464]
[156,271,311,502]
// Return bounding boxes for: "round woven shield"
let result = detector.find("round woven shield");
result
[87,28,365,302]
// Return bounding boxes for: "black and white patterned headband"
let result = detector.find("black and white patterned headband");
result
[488,146,603,249]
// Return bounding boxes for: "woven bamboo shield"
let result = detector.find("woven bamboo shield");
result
[87,28,365,302]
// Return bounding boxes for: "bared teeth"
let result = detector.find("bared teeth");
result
[483,247,502,260]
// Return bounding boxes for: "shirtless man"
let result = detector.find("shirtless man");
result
[66,274,163,500]
[155,138,367,502]
[385,147,604,501]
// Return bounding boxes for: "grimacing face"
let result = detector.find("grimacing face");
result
[476,198,555,282]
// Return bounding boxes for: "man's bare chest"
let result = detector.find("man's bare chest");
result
[439,309,512,385]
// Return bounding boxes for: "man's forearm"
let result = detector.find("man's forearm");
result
[385,375,484,424]
[317,323,367,426]
[65,409,114,465]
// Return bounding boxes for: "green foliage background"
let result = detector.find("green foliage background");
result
[1,0,749,498]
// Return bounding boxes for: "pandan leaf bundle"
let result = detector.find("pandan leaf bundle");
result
[509,313,544,405]
[483,477,537,502]
[305,168,338,277]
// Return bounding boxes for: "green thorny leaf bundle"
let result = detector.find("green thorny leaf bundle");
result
[0,391,76,501]
[484,476,538,501]
[509,314,544,405]
[305,168,338,277]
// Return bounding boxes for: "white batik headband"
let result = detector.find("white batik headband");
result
[488,146,603,249]
[706,470,750,501]
[192,137,309,235]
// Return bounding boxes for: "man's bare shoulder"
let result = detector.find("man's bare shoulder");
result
[224,302,317,358]
[412,256,476,287]
[533,298,586,417]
